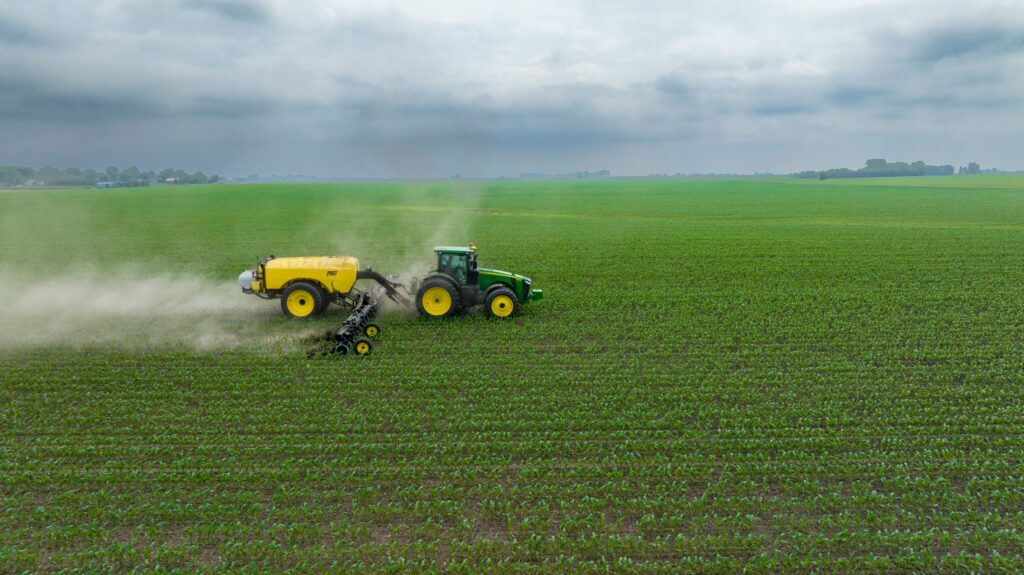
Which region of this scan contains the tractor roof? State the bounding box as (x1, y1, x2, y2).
(434, 246, 476, 255)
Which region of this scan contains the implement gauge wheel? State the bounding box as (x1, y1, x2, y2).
(353, 338, 374, 356)
(416, 277, 459, 318)
(364, 322, 381, 338)
(281, 282, 325, 318)
(485, 286, 519, 319)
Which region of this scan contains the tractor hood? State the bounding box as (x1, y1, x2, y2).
(478, 267, 530, 283)
(478, 267, 544, 302)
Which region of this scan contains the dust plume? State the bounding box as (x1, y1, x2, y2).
(312, 181, 488, 304)
(0, 268, 298, 352)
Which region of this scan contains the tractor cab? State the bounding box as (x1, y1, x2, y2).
(434, 244, 478, 286)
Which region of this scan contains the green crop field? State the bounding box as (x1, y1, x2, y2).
(3, 176, 1024, 573)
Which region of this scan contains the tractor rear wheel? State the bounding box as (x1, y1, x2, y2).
(485, 287, 519, 319)
(416, 277, 459, 318)
(281, 282, 326, 318)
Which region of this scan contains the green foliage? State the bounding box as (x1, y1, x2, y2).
(0, 165, 218, 188)
(3, 176, 1024, 572)
(960, 162, 984, 175)
(796, 158, 956, 179)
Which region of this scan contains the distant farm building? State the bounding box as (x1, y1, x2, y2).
(164, 178, 179, 184)
(97, 181, 118, 188)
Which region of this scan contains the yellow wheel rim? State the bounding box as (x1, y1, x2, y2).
(422, 287, 453, 316)
(366, 325, 379, 337)
(490, 294, 514, 318)
(286, 289, 315, 317)
(356, 341, 370, 354)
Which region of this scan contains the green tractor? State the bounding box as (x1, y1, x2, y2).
(415, 244, 543, 319)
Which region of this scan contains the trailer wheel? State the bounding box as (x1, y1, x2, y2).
(364, 322, 381, 338)
(416, 277, 459, 318)
(485, 287, 519, 319)
(353, 338, 374, 356)
(281, 282, 326, 318)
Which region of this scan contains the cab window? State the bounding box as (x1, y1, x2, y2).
(439, 253, 468, 284)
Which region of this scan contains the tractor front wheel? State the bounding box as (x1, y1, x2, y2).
(281, 282, 326, 318)
(485, 287, 519, 319)
(416, 278, 459, 318)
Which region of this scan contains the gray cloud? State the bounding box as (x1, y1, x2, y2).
(826, 85, 887, 107)
(913, 24, 1024, 63)
(186, 95, 282, 118)
(814, 17, 1024, 123)
(0, 70, 280, 125)
(0, 15, 49, 46)
(0, 78, 161, 124)
(181, 0, 271, 24)
(752, 102, 819, 116)
(326, 85, 631, 150)
(0, 1, 1022, 176)
(653, 74, 692, 100)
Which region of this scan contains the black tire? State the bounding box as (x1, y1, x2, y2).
(415, 277, 460, 319)
(317, 297, 331, 316)
(281, 282, 326, 318)
(485, 286, 520, 319)
(353, 337, 374, 356)
(364, 322, 381, 338)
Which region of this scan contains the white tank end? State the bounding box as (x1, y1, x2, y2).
(238, 270, 256, 291)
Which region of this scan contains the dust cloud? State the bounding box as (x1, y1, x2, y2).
(316, 182, 487, 305)
(0, 269, 288, 352)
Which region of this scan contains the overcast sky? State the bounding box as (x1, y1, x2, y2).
(1, 1, 1022, 177)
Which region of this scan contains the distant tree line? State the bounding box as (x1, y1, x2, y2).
(0, 165, 220, 188)
(795, 159, 958, 180)
(956, 162, 993, 175)
(518, 170, 611, 179)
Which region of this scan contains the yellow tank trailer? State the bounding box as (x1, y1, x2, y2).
(238, 256, 406, 319)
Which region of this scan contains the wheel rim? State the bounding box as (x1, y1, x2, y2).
(422, 287, 453, 316)
(490, 294, 514, 317)
(286, 289, 315, 317)
(366, 325, 379, 337)
(356, 341, 370, 354)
